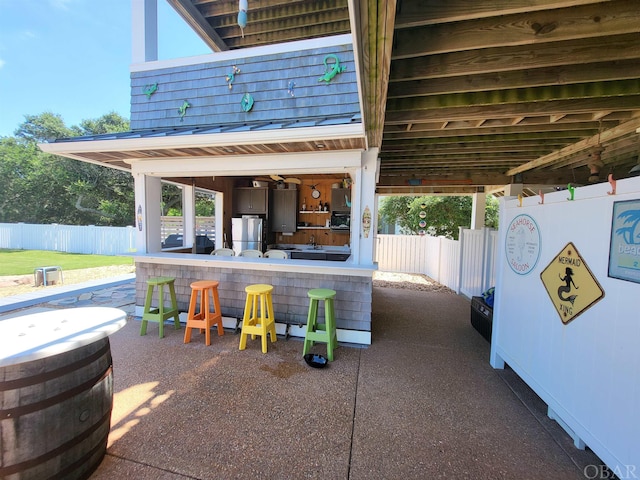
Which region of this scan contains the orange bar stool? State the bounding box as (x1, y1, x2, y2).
(303, 288, 338, 361)
(140, 276, 180, 338)
(184, 280, 224, 346)
(239, 284, 277, 353)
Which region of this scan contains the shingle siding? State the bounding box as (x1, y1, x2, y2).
(136, 262, 372, 332)
(130, 44, 359, 130)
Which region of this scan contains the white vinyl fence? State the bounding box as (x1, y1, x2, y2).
(0, 223, 136, 255)
(0, 217, 217, 256)
(375, 227, 498, 298)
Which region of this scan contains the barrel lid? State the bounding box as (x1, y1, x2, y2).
(0, 307, 126, 367)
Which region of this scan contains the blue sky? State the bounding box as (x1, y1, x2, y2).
(0, 0, 211, 137)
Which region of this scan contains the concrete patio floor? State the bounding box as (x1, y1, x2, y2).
(1, 279, 606, 479)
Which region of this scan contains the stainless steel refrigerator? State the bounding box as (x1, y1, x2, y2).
(231, 216, 263, 256)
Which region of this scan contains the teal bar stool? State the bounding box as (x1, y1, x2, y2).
(303, 288, 337, 361)
(140, 276, 181, 338)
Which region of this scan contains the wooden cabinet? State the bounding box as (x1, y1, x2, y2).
(271, 189, 297, 233)
(234, 187, 267, 214)
(331, 188, 351, 212)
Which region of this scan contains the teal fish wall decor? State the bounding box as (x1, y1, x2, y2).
(318, 54, 345, 84)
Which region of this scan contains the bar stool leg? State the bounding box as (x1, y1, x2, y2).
(203, 290, 212, 346)
(140, 283, 154, 336)
(325, 297, 336, 361)
(184, 288, 199, 344)
(267, 291, 277, 343)
(168, 281, 181, 330)
(213, 287, 224, 336)
(303, 298, 319, 356)
(157, 285, 165, 339)
(239, 293, 253, 350)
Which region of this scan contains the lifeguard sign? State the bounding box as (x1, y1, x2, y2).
(540, 242, 605, 324)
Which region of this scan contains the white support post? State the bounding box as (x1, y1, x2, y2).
(471, 191, 486, 229)
(355, 148, 379, 266)
(132, 0, 158, 64)
(183, 184, 196, 251)
(134, 174, 162, 253)
(457, 226, 465, 295)
(215, 192, 225, 249)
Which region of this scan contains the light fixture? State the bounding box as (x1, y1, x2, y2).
(315, 143, 325, 149)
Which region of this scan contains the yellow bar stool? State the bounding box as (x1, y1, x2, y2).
(140, 276, 180, 338)
(184, 280, 224, 346)
(303, 288, 338, 361)
(239, 284, 277, 353)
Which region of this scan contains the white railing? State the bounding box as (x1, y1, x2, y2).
(375, 228, 497, 298)
(161, 216, 215, 240)
(0, 223, 136, 255)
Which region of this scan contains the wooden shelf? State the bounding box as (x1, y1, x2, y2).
(299, 211, 330, 214)
(298, 226, 330, 230)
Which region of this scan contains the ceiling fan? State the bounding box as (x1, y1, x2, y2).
(254, 175, 302, 187)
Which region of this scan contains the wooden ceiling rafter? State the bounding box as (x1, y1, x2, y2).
(148, 1, 640, 190)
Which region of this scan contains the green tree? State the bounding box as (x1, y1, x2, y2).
(378, 195, 499, 240)
(2, 112, 134, 226)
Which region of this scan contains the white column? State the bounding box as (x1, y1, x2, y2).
(471, 191, 487, 229)
(133, 173, 162, 253)
(354, 148, 379, 266)
(183, 184, 196, 251)
(215, 193, 225, 249)
(134, 174, 162, 253)
(132, 0, 158, 63)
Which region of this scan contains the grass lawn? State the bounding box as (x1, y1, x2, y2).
(0, 249, 134, 276)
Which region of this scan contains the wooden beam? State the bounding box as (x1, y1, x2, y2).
(390, 33, 640, 81)
(166, 0, 228, 51)
(384, 95, 640, 124)
(393, 1, 639, 58)
(359, 0, 397, 149)
(386, 60, 640, 99)
(387, 79, 640, 111)
(505, 117, 640, 175)
(394, 0, 611, 28)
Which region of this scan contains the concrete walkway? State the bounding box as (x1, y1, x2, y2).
(0, 279, 606, 479)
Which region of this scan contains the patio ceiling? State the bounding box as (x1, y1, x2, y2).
(48, 1, 640, 195)
(170, 0, 640, 194)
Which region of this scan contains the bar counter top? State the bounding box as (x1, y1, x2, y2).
(134, 252, 376, 277)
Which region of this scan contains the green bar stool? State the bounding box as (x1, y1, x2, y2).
(140, 276, 181, 338)
(303, 288, 337, 361)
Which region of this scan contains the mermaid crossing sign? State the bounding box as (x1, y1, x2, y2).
(540, 242, 604, 324)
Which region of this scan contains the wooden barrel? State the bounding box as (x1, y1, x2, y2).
(0, 337, 114, 480)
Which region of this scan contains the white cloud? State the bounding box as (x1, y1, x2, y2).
(0, 59, 5, 69)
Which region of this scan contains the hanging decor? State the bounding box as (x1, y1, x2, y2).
(225, 65, 241, 90)
(137, 205, 143, 231)
(418, 202, 427, 234)
(362, 206, 371, 238)
(238, 0, 248, 38)
(318, 54, 345, 84)
(178, 100, 191, 121)
(142, 83, 158, 99)
(240, 92, 254, 112)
